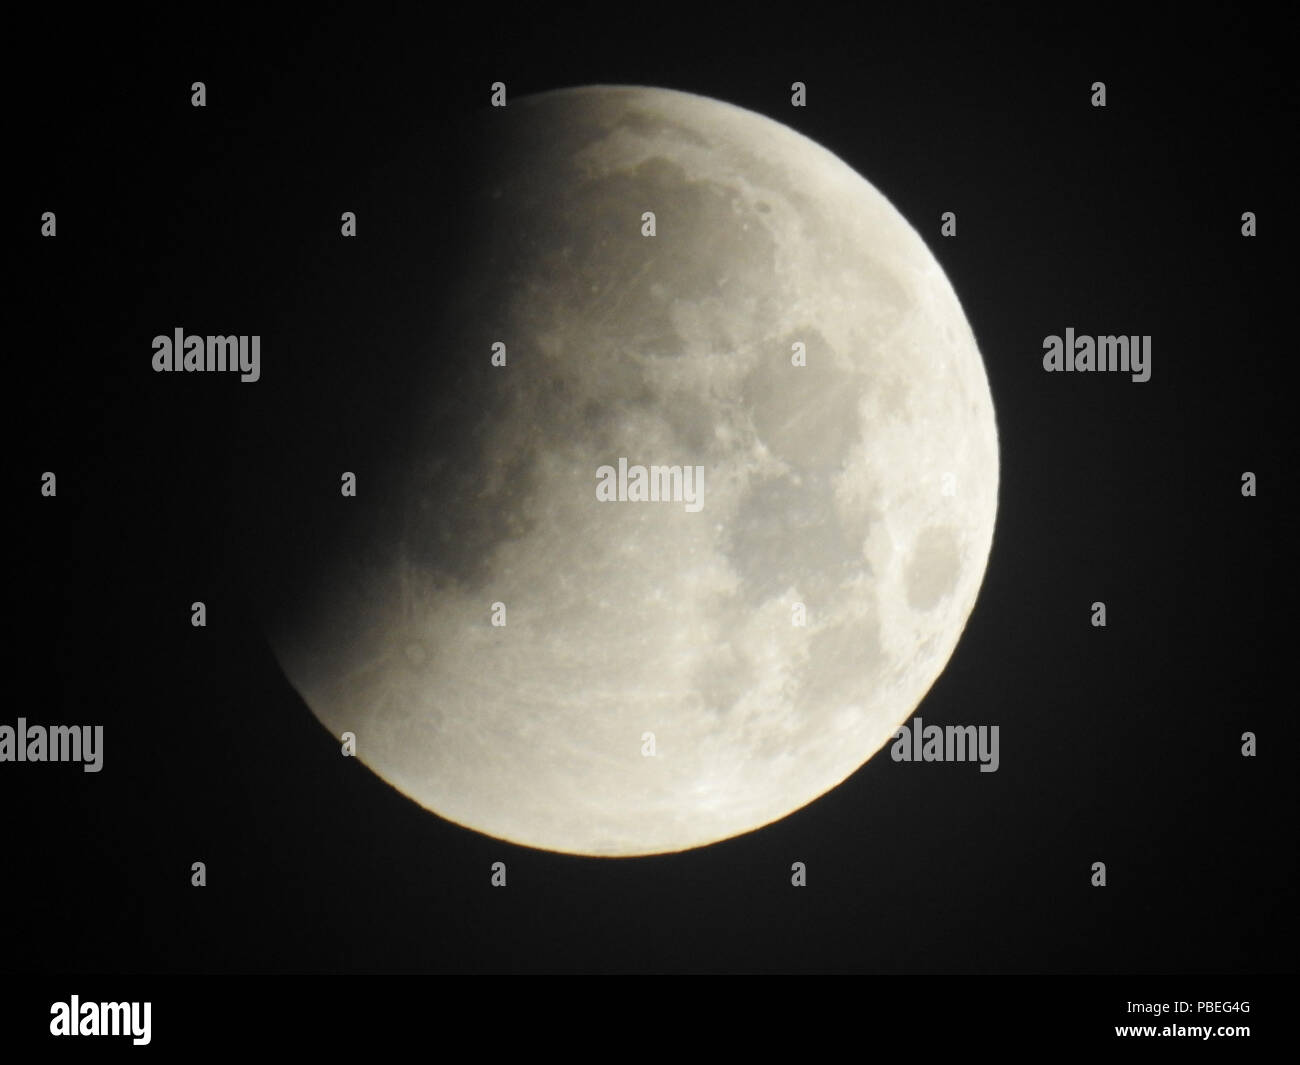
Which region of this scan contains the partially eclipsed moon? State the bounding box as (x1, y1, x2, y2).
(271, 85, 999, 856)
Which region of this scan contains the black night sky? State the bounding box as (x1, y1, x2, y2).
(7, 2, 1292, 1002)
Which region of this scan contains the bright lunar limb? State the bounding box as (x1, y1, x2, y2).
(269, 85, 999, 856)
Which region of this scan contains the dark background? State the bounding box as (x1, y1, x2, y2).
(7, 4, 1292, 975)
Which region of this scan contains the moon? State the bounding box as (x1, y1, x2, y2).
(269, 85, 999, 857)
